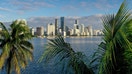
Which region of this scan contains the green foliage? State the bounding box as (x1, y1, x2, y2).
(39, 35, 93, 74)
(0, 19, 33, 74)
(97, 0, 132, 74)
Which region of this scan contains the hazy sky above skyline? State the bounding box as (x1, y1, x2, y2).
(0, 0, 131, 22)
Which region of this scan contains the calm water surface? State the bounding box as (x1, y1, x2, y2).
(0, 36, 102, 74)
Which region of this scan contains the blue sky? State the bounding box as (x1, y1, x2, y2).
(0, 0, 131, 22)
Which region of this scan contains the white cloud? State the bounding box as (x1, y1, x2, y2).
(80, 2, 87, 7)
(80, 0, 118, 11)
(92, 0, 117, 10)
(0, 15, 3, 17)
(94, 14, 104, 17)
(61, 5, 77, 11)
(11, 0, 55, 11)
(0, 7, 13, 12)
(65, 16, 80, 19)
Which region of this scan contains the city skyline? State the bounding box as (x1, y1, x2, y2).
(32, 18, 103, 37)
(0, 0, 131, 22)
(3, 15, 103, 30)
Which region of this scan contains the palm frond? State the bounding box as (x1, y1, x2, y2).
(0, 43, 11, 69)
(39, 35, 94, 74)
(0, 22, 8, 32)
(0, 19, 33, 74)
(98, 0, 132, 74)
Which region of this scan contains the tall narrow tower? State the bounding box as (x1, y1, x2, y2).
(74, 19, 79, 29)
(75, 19, 79, 24)
(60, 17, 65, 32)
(55, 19, 58, 35)
(88, 26, 93, 36)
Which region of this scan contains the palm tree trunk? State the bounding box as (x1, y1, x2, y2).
(7, 50, 13, 74)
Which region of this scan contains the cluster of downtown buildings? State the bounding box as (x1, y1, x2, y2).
(30, 17, 103, 37)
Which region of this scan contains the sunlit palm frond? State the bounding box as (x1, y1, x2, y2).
(0, 19, 33, 74)
(98, 0, 132, 74)
(0, 43, 10, 69)
(39, 35, 93, 74)
(39, 35, 73, 62)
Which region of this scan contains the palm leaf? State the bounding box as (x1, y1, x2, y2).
(97, 0, 132, 74)
(39, 35, 94, 74)
(0, 19, 33, 74)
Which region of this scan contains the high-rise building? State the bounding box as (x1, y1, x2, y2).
(65, 26, 69, 33)
(47, 23, 55, 36)
(73, 20, 80, 36)
(55, 19, 58, 35)
(84, 27, 89, 36)
(87, 26, 93, 36)
(75, 19, 79, 24)
(36, 26, 44, 36)
(80, 24, 85, 35)
(74, 24, 80, 30)
(60, 17, 65, 32)
(70, 29, 74, 36)
(30, 27, 35, 35)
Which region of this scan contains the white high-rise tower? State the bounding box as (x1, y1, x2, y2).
(47, 23, 55, 36)
(80, 24, 85, 35)
(87, 26, 93, 36)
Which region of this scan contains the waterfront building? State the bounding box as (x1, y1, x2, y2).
(47, 23, 55, 36)
(93, 30, 99, 36)
(87, 26, 93, 36)
(63, 31, 66, 36)
(30, 27, 35, 35)
(60, 17, 65, 32)
(55, 19, 58, 35)
(70, 29, 74, 36)
(84, 27, 89, 36)
(58, 28, 62, 34)
(75, 19, 79, 24)
(80, 24, 85, 35)
(65, 26, 69, 32)
(66, 30, 71, 36)
(36, 26, 44, 36)
(65, 26, 69, 35)
(60, 17, 66, 36)
(73, 28, 80, 36)
(73, 20, 80, 36)
(93, 30, 103, 36)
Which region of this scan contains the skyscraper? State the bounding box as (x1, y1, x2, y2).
(55, 19, 58, 35)
(30, 27, 35, 35)
(73, 20, 80, 35)
(36, 26, 44, 36)
(60, 17, 65, 32)
(74, 19, 79, 29)
(73, 24, 80, 36)
(80, 24, 85, 35)
(47, 23, 55, 36)
(87, 26, 93, 36)
(75, 19, 79, 24)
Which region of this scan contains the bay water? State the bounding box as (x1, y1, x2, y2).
(0, 36, 102, 74)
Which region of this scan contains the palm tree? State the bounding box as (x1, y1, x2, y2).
(98, 0, 132, 74)
(0, 19, 33, 74)
(39, 35, 94, 74)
